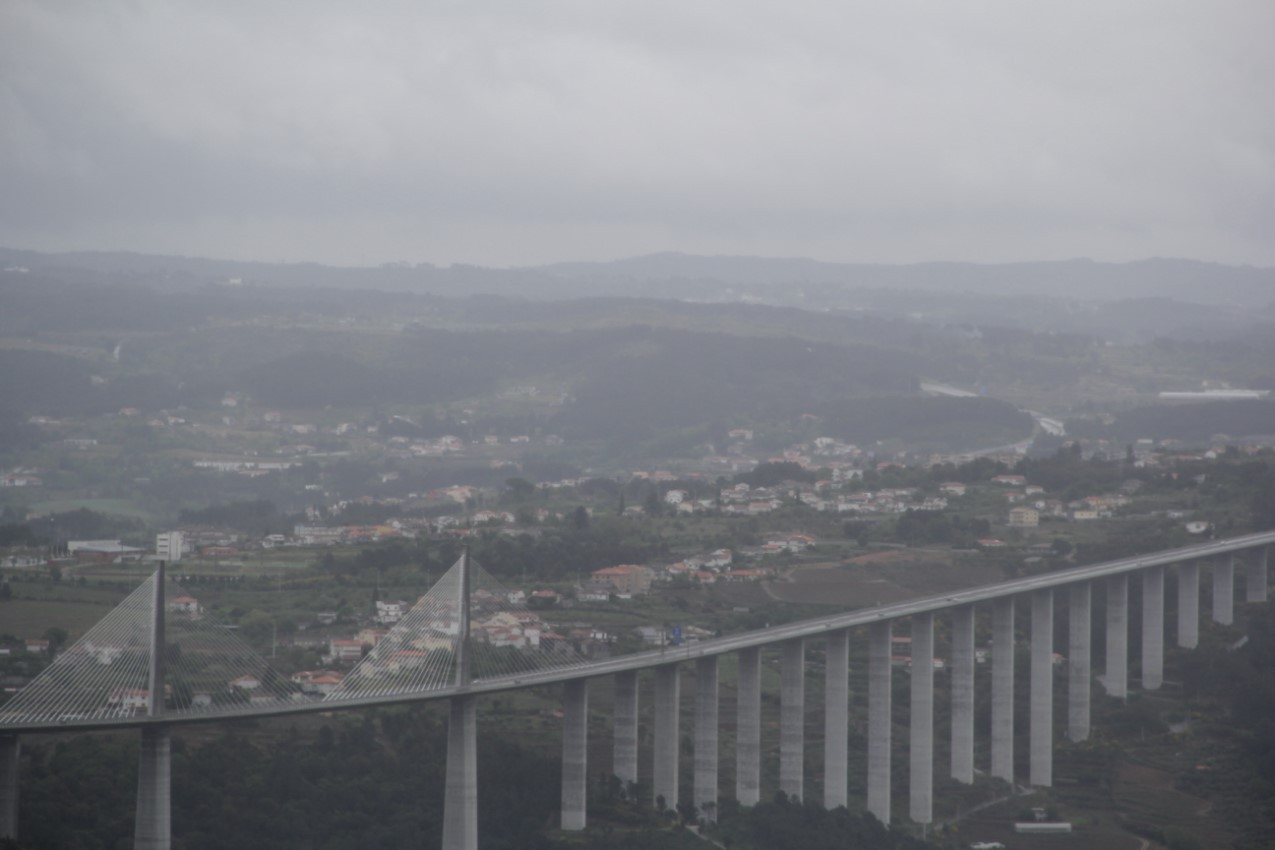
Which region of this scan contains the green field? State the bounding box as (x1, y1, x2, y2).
(0, 598, 119, 643)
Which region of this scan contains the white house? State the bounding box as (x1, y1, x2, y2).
(167, 596, 201, 616)
(156, 531, 185, 563)
(108, 687, 150, 713)
(375, 600, 406, 624)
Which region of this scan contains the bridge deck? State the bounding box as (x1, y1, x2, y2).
(4, 530, 1272, 735)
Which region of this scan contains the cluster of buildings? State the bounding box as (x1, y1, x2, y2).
(582, 540, 801, 593)
(0, 638, 52, 657)
(0, 468, 43, 488)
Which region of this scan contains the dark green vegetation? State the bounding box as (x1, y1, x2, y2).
(1179, 605, 1275, 823)
(1028, 602, 1275, 850)
(706, 795, 925, 850)
(6, 249, 1275, 466)
(16, 709, 562, 850)
(9, 709, 923, 850)
(0, 292, 1022, 456)
(1070, 398, 1275, 443)
(819, 397, 1032, 451)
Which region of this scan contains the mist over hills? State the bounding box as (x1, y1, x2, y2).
(3, 245, 1275, 452)
(540, 252, 1275, 308)
(3, 246, 1272, 310)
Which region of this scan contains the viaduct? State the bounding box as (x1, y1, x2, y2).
(1, 531, 1272, 848)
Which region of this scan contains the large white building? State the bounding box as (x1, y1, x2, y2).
(156, 531, 185, 563)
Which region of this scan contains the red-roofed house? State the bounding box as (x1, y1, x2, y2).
(328, 639, 365, 664)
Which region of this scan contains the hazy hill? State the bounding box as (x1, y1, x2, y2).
(540, 253, 1275, 309)
(4, 247, 1272, 310)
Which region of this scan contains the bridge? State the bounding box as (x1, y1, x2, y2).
(1, 531, 1272, 848)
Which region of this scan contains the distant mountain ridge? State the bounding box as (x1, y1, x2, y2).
(539, 252, 1275, 308)
(2, 246, 1272, 309)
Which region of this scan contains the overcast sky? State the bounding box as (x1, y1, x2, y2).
(2, 1, 1272, 268)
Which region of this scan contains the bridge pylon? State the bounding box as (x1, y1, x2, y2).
(134, 559, 170, 850)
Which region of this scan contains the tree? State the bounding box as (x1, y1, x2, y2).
(43, 626, 68, 652)
(571, 506, 590, 530)
(1253, 473, 1275, 529)
(505, 477, 535, 499)
(643, 490, 663, 518)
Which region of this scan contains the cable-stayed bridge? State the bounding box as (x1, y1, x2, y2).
(1, 531, 1272, 849)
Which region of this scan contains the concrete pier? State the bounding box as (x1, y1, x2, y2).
(1142, 567, 1165, 691)
(1105, 575, 1128, 698)
(1247, 547, 1268, 603)
(1030, 590, 1053, 788)
(867, 619, 892, 824)
(909, 613, 934, 824)
(1178, 561, 1200, 649)
(1213, 555, 1234, 625)
(134, 727, 171, 850)
(694, 657, 719, 821)
(1, 736, 19, 841)
(735, 647, 762, 806)
(613, 670, 639, 789)
(992, 596, 1015, 783)
(135, 562, 170, 850)
(442, 696, 478, 850)
(561, 680, 589, 830)
(950, 605, 975, 784)
(780, 638, 805, 801)
(1068, 582, 1091, 743)
(653, 664, 681, 812)
(824, 629, 850, 808)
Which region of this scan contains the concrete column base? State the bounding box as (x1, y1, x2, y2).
(613, 671, 639, 790)
(909, 613, 934, 824)
(824, 629, 850, 808)
(134, 726, 171, 850)
(867, 620, 892, 824)
(780, 638, 805, 801)
(1030, 590, 1053, 788)
(442, 696, 478, 850)
(950, 605, 975, 784)
(1213, 555, 1235, 625)
(1247, 547, 1269, 603)
(1068, 582, 1091, 743)
(1178, 561, 1199, 649)
(0, 735, 18, 841)
(1105, 575, 1128, 699)
(561, 680, 589, 831)
(653, 664, 681, 812)
(694, 657, 719, 821)
(1142, 567, 1164, 690)
(992, 596, 1015, 783)
(736, 647, 762, 806)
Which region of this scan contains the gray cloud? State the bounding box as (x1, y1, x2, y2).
(2, 0, 1272, 266)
